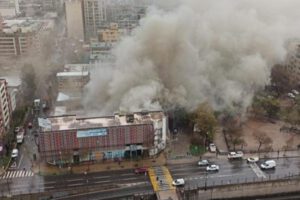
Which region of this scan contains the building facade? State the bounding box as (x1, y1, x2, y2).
(0, 19, 52, 57)
(0, 79, 12, 138)
(83, 0, 107, 40)
(65, 0, 84, 41)
(0, 0, 20, 17)
(284, 43, 300, 86)
(38, 111, 167, 164)
(56, 71, 90, 92)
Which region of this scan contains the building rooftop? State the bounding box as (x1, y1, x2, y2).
(56, 71, 89, 77)
(64, 63, 94, 72)
(39, 111, 164, 132)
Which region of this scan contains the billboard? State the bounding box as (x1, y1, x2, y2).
(77, 128, 107, 138)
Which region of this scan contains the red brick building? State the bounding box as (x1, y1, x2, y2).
(38, 111, 167, 165)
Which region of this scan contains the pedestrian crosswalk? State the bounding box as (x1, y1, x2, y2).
(250, 163, 266, 178)
(0, 170, 34, 179)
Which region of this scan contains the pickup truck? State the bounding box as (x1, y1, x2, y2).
(16, 128, 25, 144)
(227, 151, 243, 159)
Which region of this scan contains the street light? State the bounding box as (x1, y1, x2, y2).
(59, 151, 62, 168)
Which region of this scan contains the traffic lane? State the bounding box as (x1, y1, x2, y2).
(42, 171, 150, 190)
(53, 184, 154, 200)
(170, 160, 254, 178)
(259, 158, 300, 178)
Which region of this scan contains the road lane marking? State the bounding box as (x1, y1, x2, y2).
(44, 181, 57, 184)
(66, 178, 83, 182)
(121, 177, 139, 181)
(120, 173, 133, 176)
(93, 176, 110, 179)
(250, 163, 266, 178)
(44, 186, 55, 189)
(17, 155, 24, 168)
(68, 183, 83, 187)
(94, 180, 110, 184)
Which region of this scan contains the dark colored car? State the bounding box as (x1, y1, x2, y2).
(28, 122, 33, 129)
(134, 167, 148, 174)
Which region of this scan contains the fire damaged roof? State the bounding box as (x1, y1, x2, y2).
(39, 111, 165, 132)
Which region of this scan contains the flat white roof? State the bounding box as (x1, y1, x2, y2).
(56, 71, 89, 77)
(40, 111, 164, 132)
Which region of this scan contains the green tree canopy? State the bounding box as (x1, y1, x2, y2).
(193, 103, 217, 141)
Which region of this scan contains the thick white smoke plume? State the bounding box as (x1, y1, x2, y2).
(83, 0, 300, 115)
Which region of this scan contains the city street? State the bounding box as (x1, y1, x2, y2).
(169, 157, 300, 189)
(0, 157, 299, 198)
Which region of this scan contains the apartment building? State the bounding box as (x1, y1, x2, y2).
(0, 0, 20, 17)
(0, 19, 52, 57)
(65, 0, 84, 41)
(0, 79, 12, 138)
(83, 0, 107, 39)
(285, 42, 300, 86)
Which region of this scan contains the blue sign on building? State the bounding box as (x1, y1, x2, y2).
(77, 128, 107, 138)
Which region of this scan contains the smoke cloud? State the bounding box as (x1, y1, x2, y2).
(83, 0, 300, 115)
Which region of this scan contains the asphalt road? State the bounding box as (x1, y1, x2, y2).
(1, 157, 299, 199)
(169, 157, 300, 189)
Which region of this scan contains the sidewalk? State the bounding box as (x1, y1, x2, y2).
(32, 153, 167, 176)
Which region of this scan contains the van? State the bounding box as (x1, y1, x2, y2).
(209, 143, 216, 152)
(260, 160, 276, 169)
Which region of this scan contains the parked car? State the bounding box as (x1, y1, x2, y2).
(28, 122, 33, 129)
(206, 164, 219, 171)
(292, 89, 299, 95)
(134, 167, 148, 174)
(227, 151, 244, 160)
(14, 127, 20, 133)
(260, 160, 276, 169)
(172, 178, 185, 186)
(247, 156, 259, 163)
(198, 159, 210, 166)
(288, 93, 296, 98)
(11, 149, 19, 158)
(209, 143, 216, 152)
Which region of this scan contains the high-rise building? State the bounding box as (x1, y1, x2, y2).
(0, 0, 20, 17)
(65, 0, 84, 41)
(0, 19, 53, 57)
(284, 42, 300, 86)
(0, 79, 12, 138)
(83, 0, 107, 40)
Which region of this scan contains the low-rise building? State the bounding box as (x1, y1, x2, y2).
(56, 71, 90, 93)
(38, 111, 167, 164)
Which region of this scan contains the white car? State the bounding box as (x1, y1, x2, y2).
(247, 156, 259, 163)
(288, 93, 296, 98)
(209, 143, 216, 152)
(292, 89, 299, 95)
(198, 159, 209, 166)
(206, 164, 219, 171)
(261, 160, 276, 169)
(172, 178, 185, 186)
(11, 149, 19, 158)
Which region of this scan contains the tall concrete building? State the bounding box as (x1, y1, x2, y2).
(0, 19, 53, 57)
(285, 42, 300, 86)
(83, 0, 107, 40)
(0, 79, 12, 138)
(65, 0, 84, 41)
(0, 0, 20, 17)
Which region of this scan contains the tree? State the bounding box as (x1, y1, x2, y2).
(193, 103, 217, 142)
(251, 95, 280, 119)
(253, 131, 273, 152)
(20, 63, 36, 105)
